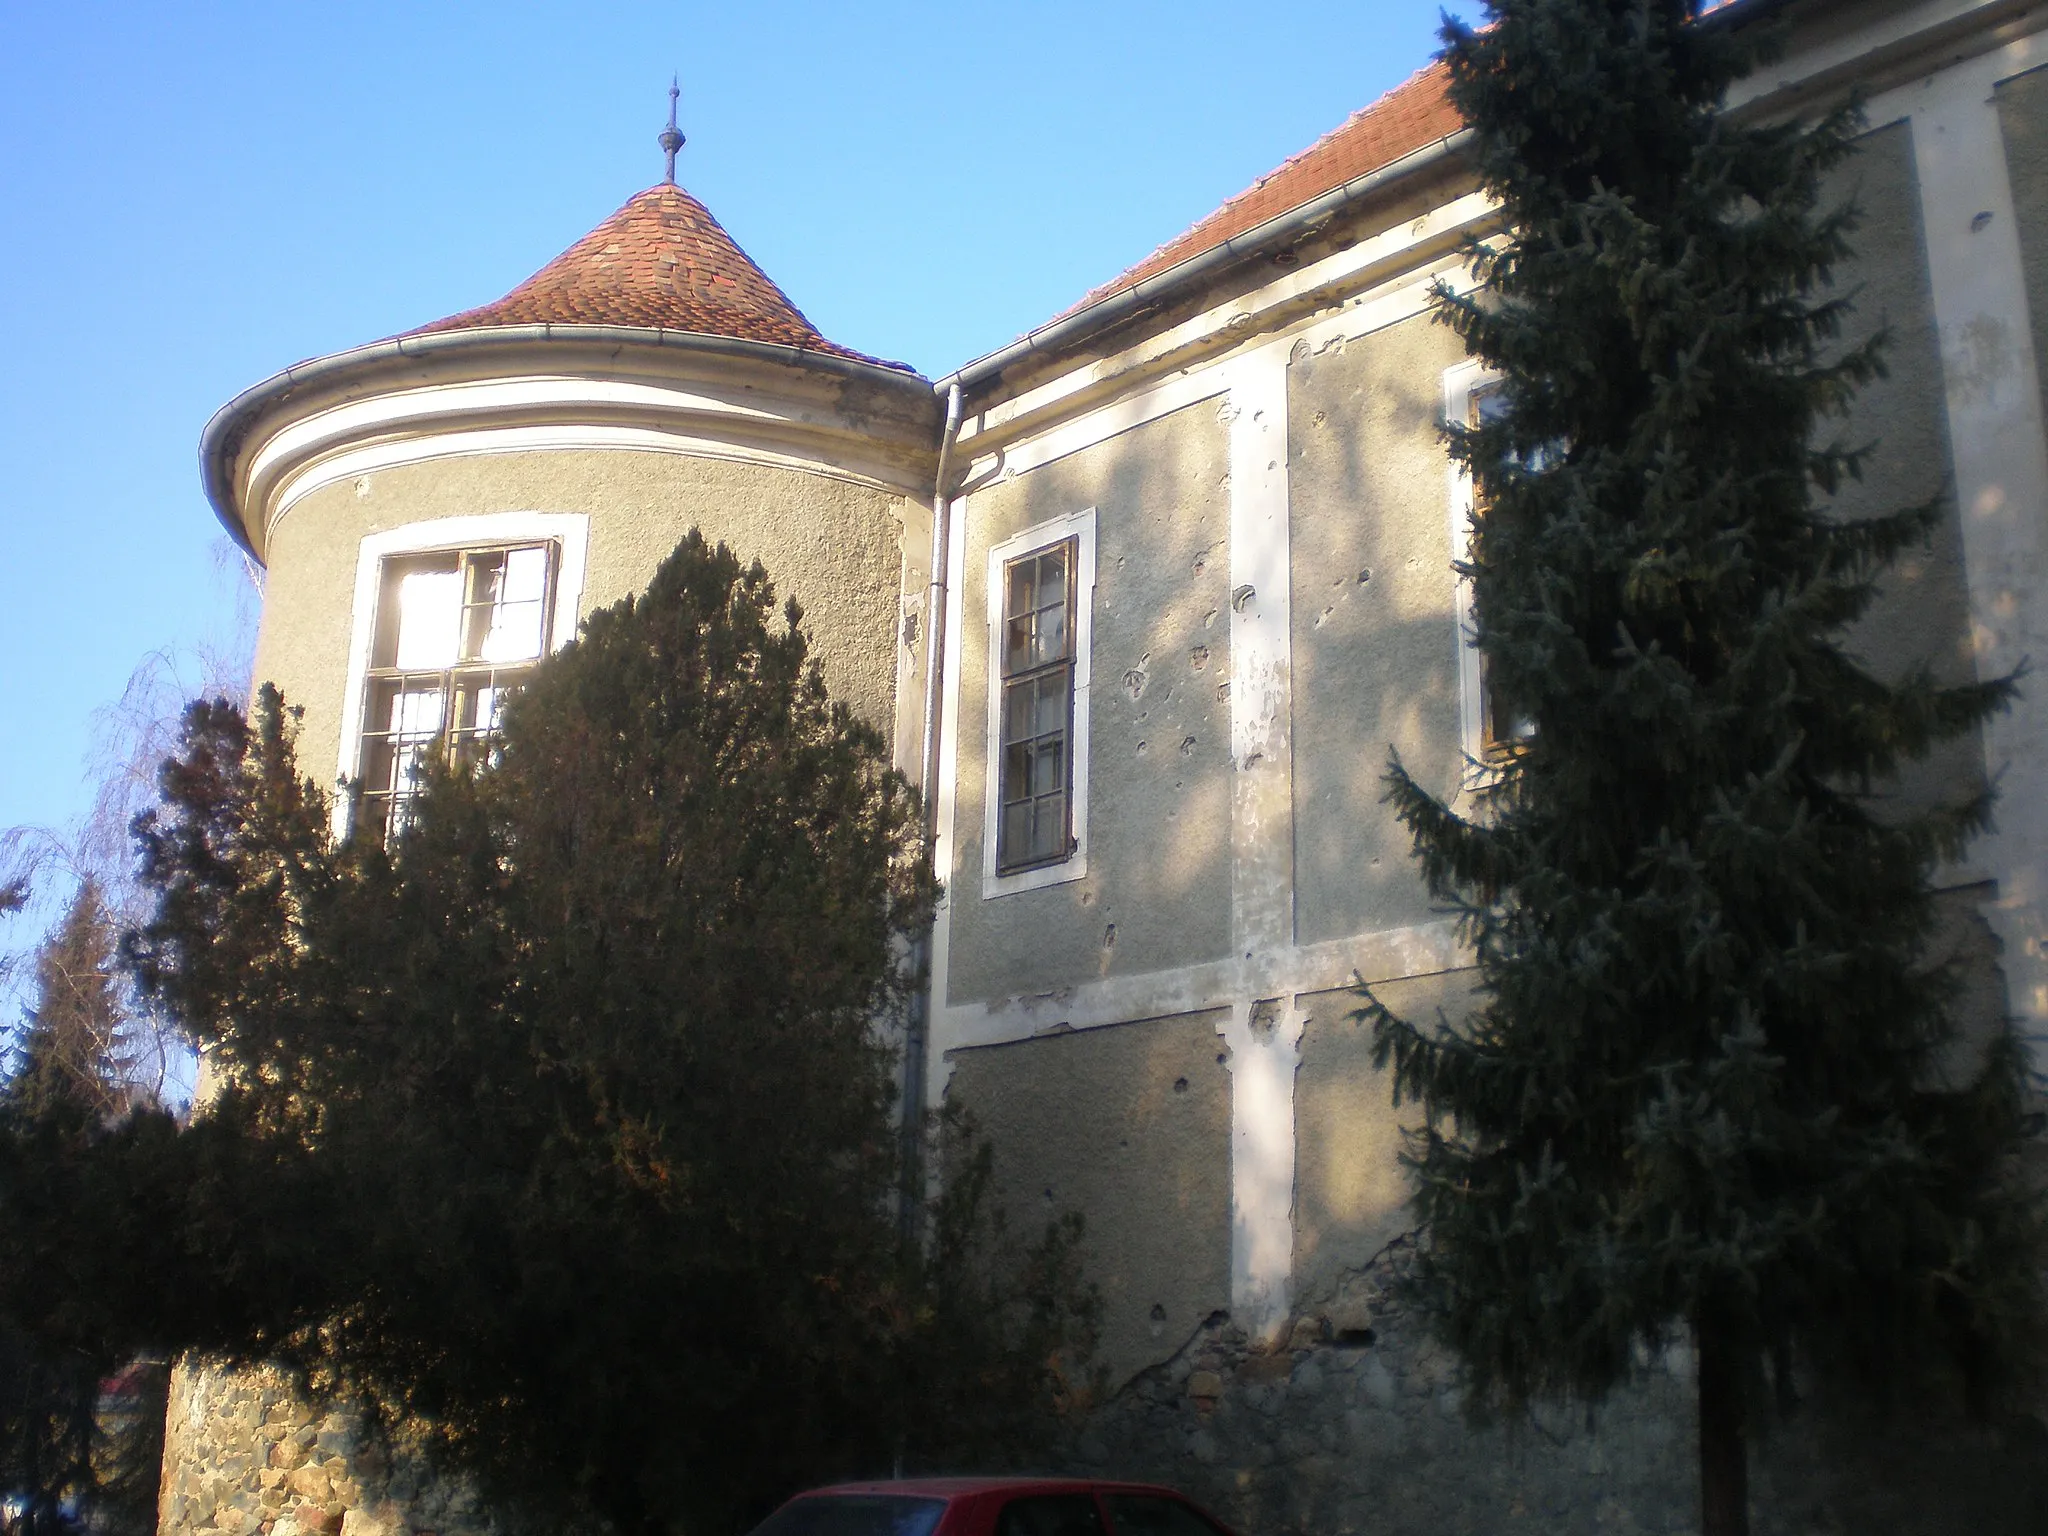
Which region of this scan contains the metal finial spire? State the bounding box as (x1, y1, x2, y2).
(658, 77, 685, 184)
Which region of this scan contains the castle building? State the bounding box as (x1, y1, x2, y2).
(170, 2, 2048, 1532)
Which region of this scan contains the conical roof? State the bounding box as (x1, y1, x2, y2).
(411, 183, 907, 370)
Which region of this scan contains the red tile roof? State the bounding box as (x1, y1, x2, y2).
(1059, 61, 1462, 320)
(411, 183, 912, 372)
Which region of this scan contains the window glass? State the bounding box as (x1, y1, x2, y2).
(1466, 384, 1535, 754)
(469, 545, 551, 663)
(1101, 1495, 1225, 1536)
(993, 1494, 1105, 1536)
(358, 541, 557, 840)
(996, 536, 1078, 875)
(746, 1495, 947, 1536)
(391, 564, 462, 669)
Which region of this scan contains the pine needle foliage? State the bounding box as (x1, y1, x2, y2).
(112, 532, 1095, 1536)
(1361, 1, 2046, 1528)
(11, 884, 133, 1123)
(0, 884, 168, 1536)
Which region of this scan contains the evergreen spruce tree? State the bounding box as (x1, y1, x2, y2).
(0, 883, 157, 1536)
(11, 884, 130, 1122)
(1364, 4, 2047, 1533)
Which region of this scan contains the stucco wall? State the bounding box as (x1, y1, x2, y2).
(945, 1011, 1233, 1389)
(1291, 971, 1473, 1306)
(1999, 64, 2048, 445)
(1287, 315, 1469, 948)
(251, 450, 913, 793)
(944, 402, 1234, 1003)
(1828, 119, 1985, 808)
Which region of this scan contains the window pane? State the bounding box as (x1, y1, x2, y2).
(1004, 680, 1038, 745)
(1027, 737, 1064, 797)
(1003, 741, 1027, 801)
(473, 546, 551, 663)
(1035, 602, 1068, 665)
(994, 1495, 1104, 1536)
(1102, 1496, 1225, 1536)
(387, 682, 446, 741)
(393, 569, 463, 669)
(1006, 615, 1038, 676)
(1007, 559, 1038, 623)
(1035, 672, 1068, 736)
(1037, 549, 1067, 610)
(1001, 800, 1033, 860)
(1029, 792, 1066, 861)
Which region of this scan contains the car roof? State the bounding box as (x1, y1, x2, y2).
(801, 1478, 1188, 1499)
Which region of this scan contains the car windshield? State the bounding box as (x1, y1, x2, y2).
(748, 1495, 949, 1536)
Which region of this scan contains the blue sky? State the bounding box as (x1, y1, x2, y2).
(0, 0, 1469, 877)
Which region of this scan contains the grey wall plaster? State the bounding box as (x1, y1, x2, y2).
(254, 450, 910, 791)
(1291, 972, 1474, 1306)
(945, 403, 1234, 1004)
(945, 1010, 1233, 1390)
(1828, 120, 1986, 811)
(1288, 314, 1468, 947)
(1999, 66, 2048, 469)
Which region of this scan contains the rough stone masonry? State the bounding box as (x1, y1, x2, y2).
(158, 1365, 491, 1536)
(1054, 1236, 2048, 1536)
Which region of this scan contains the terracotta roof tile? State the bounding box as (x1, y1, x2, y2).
(1058, 62, 1461, 320)
(411, 183, 913, 372)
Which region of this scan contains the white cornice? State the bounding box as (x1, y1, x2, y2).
(207, 328, 942, 562)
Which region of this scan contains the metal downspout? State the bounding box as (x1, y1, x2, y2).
(900, 383, 963, 1241)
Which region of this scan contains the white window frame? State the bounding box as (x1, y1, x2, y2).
(982, 507, 1097, 899)
(1444, 361, 1499, 778)
(334, 512, 590, 839)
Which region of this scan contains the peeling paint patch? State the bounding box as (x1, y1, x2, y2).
(1947, 312, 2017, 406)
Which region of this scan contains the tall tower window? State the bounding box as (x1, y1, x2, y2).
(356, 542, 558, 839)
(996, 537, 1078, 874)
(980, 506, 1095, 898)
(1467, 383, 1534, 755)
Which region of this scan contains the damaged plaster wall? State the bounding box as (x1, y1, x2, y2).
(944, 402, 1235, 1004)
(1997, 64, 2048, 448)
(251, 448, 915, 787)
(1290, 972, 1471, 1308)
(1286, 312, 1468, 947)
(944, 1009, 1233, 1389)
(1827, 120, 1987, 812)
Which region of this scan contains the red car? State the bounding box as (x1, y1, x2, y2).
(747, 1478, 1239, 1536)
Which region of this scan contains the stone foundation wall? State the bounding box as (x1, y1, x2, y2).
(155, 1248, 2048, 1536)
(156, 1363, 492, 1536)
(1055, 1238, 2048, 1536)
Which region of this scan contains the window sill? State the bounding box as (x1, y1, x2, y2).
(982, 850, 1088, 901)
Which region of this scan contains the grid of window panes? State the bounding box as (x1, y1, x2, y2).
(1468, 384, 1535, 754)
(356, 542, 556, 840)
(997, 537, 1077, 874)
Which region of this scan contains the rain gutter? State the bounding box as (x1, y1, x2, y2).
(900, 382, 962, 1240)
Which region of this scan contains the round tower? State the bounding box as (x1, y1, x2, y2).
(163, 172, 940, 1536)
